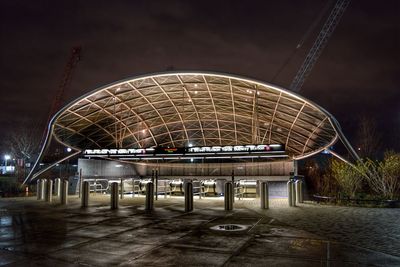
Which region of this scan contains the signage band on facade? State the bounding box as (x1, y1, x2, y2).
(84, 144, 284, 156)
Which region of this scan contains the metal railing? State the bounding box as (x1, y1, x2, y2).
(234, 185, 244, 200)
(192, 180, 206, 199)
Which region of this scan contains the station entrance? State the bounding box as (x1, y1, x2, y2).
(72, 156, 297, 201)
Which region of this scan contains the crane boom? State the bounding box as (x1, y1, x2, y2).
(49, 46, 82, 117)
(290, 0, 350, 92)
(40, 46, 81, 147)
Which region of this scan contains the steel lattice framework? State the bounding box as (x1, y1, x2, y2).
(51, 72, 339, 159)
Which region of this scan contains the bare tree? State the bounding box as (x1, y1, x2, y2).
(355, 116, 382, 159)
(3, 119, 42, 181)
(6, 121, 41, 161)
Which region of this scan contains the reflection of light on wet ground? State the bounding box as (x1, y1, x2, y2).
(0, 197, 399, 266)
(0, 216, 12, 226)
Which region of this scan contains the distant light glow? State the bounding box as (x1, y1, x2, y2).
(4, 155, 11, 160)
(66, 147, 72, 152)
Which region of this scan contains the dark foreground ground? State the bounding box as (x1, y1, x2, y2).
(0, 195, 399, 266)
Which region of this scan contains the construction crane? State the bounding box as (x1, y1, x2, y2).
(290, 0, 350, 92)
(48, 46, 82, 120)
(40, 46, 82, 146)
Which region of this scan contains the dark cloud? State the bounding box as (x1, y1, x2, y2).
(0, 0, 399, 152)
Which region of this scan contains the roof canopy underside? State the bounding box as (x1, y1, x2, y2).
(53, 73, 337, 159)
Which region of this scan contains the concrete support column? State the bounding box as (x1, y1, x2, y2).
(224, 182, 233, 211)
(287, 180, 293, 207)
(41, 179, 47, 201)
(61, 180, 68, 205)
(260, 181, 269, 209)
(36, 179, 42, 200)
(184, 181, 193, 212)
(287, 180, 296, 207)
(81, 181, 89, 208)
(291, 181, 296, 206)
(120, 178, 124, 199)
(295, 180, 303, 204)
(145, 182, 154, 211)
(54, 178, 61, 197)
(111, 182, 119, 209)
(45, 179, 53, 203)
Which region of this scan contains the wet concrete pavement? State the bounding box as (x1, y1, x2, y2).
(0, 196, 399, 266)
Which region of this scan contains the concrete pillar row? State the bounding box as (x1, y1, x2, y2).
(145, 182, 154, 211)
(41, 179, 47, 201)
(45, 179, 53, 203)
(36, 179, 42, 200)
(184, 182, 193, 212)
(54, 178, 61, 197)
(287, 180, 296, 207)
(81, 181, 89, 208)
(111, 182, 119, 209)
(260, 181, 269, 209)
(291, 181, 296, 206)
(295, 180, 304, 204)
(61, 180, 68, 205)
(224, 182, 233, 211)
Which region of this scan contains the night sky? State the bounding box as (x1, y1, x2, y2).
(1, 0, 399, 154)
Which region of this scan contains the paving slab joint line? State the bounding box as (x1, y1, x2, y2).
(221, 235, 254, 267)
(246, 217, 263, 233)
(244, 202, 400, 259)
(120, 215, 221, 265)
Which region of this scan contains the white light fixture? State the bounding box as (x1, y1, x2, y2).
(4, 155, 11, 160)
(66, 147, 72, 152)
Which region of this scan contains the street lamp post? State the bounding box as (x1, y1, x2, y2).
(4, 155, 11, 173)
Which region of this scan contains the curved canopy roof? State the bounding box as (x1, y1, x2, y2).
(52, 72, 339, 159)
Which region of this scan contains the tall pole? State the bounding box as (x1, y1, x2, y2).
(78, 168, 82, 197)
